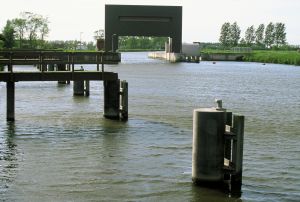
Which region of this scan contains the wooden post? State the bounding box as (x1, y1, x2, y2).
(120, 80, 128, 120)
(103, 79, 120, 119)
(96, 54, 99, 71)
(231, 115, 245, 195)
(7, 81, 15, 121)
(57, 64, 67, 84)
(85, 80, 90, 96)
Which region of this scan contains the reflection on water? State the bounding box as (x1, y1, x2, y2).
(0, 52, 300, 201)
(0, 122, 18, 194)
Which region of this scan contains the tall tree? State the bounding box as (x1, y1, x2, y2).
(39, 17, 50, 41)
(229, 22, 241, 46)
(255, 24, 265, 46)
(219, 22, 231, 47)
(12, 18, 26, 48)
(274, 22, 286, 47)
(2, 20, 15, 49)
(264, 22, 275, 48)
(245, 25, 255, 45)
(20, 12, 49, 48)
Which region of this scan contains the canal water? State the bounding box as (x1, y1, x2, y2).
(0, 52, 299, 201)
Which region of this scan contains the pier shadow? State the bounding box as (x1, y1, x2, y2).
(0, 122, 18, 192)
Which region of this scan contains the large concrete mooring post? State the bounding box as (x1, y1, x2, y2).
(103, 79, 120, 119)
(192, 100, 245, 194)
(7, 81, 15, 121)
(192, 107, 226, 187)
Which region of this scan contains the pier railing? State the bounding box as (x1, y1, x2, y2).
(0, 50, 121, 72)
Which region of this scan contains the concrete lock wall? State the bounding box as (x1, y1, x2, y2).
(182, 43, 201, 57)
(105, 5, 182, 53)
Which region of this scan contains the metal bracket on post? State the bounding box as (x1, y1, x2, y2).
(119, 80, 128, 121)
(223, 110, 245, 196)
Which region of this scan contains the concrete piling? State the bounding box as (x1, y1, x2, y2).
(192, 107, 226, 186)
(192, 100, 245, 194)
(73, 80, 85, 96)
(7, 81, 15, 121)
(103, 80, 120, 119)
(57, 64, 67, 84)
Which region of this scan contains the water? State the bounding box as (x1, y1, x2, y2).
(0, 52, 299, 201)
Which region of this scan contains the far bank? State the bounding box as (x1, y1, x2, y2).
(201, 50, 300, 66)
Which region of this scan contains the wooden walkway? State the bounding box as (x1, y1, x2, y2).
(0, 50, 127, 121)
(0, 50, 120, 82)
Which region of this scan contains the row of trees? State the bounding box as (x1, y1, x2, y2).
(219, 22, 287, 48)
(119, 36, 167, 50)
(0, 12, 49, 49)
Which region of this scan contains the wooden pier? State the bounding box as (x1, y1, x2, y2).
(0, 50, 128, 121)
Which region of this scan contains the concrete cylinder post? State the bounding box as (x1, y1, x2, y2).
(73, 80, 85, 96)
(192, 107, 226, 187)
(7, 81, 15, 121)
(103, 79, 120, 119)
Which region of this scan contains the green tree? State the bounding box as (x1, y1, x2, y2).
(12, 18, 26, 48)
(274, 22, 286, 47)
(264, 22, 275, 48)
(245, 25, 255, 45)
(255, 24, 265, 46)
(0, 34, 4, 48)
(20, 12, 49, 48)
(229, 22, 241, 46)
(2, 20, 15, 48)
(239, 38, 246, 47)
(219, 22, 231, 47)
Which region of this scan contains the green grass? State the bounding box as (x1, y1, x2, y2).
(243, 50, 300, 65)
(201, 49, 300, 66)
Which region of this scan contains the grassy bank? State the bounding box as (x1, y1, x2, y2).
(243, 50, 300, 66)
(201, 49, 300, 66)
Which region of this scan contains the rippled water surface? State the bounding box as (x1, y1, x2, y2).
(0, 52, 299, 201)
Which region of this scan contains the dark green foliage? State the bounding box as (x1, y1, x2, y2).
(243, 50, 300, 65)
(255, 24, 265, 47)
(2, 20, 15, 48)
(245, 25, 255, 45)
(274, 23, 286, 47)
(264, 23, 275, 48)
(219, 22, 231, 47)
(229, 22, 241, 46)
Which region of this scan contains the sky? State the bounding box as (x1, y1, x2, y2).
(1, 0, 299, 44)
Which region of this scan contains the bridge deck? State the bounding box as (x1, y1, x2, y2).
(0, 50, 121, 65)
(0, 71, 118, 82)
